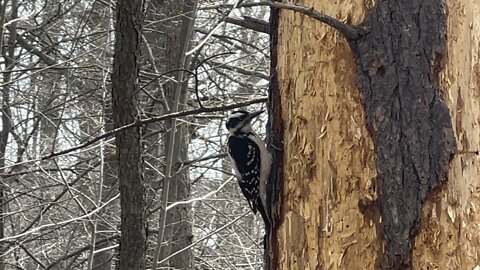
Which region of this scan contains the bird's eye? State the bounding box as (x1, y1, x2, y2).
(226, 118, 240, 129)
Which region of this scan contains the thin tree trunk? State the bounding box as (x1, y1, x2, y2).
(152, 1, 196, 269)
(0, 1, 17, 268)
(111, 0, 146, 269)
(269, 0, 478, 269)
(167, 3, 196, 267)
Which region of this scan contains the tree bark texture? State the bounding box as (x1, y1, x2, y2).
(111, 0, 146, 269)
(352, 1, 456, 267)
(270, 0, 479, 269)
(412, 1, 480, 269)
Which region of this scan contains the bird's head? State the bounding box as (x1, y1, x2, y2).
(226, 110, 263, 135)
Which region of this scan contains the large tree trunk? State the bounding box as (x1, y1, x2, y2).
(111, 0, 146, 269)
(412, 1, 480, 268)
(269, 0, 479, 269)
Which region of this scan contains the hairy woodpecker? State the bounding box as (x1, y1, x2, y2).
(226, 110, 272, 226)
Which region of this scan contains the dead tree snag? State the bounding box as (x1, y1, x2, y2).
(268, 0, 456, 268)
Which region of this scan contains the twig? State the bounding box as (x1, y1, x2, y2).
(148, 176, 234, 214)
(157, 211, 251, 265)
(0, 98, 266, 171)
(33, 98, 267, 162)
(183, 153, 228, 166)
(0, 194, 119, 242)
(18, 244, 47, 269)
(193, 52, 233, 108)
(207, 59, 269, 80)
(45, 235, 119, 269)
(141, 33, 170, 112)
(233, 1, 364, 40)
(187, 0, 244, 55)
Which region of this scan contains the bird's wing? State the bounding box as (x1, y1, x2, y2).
(227, 135, 262, 213)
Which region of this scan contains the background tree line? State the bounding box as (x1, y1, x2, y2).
(1, 0, 479, 269)
(0, 0, 270, 269)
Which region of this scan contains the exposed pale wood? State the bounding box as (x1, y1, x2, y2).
(273, 0, 479, 269)
(413, 1, 480, 269)
(275, 1, 380, 269)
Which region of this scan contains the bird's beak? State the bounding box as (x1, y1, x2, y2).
(247, 110, 264, 121)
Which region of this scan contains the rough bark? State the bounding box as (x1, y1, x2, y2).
(266, 6, 283, 270)
(271, 0, 478, 269)
(111, 0, 146, 269)
(412, 1, 480, 269)
(351, 1, 456, 267)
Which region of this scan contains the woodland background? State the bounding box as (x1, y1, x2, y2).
(0, 0, 267, 269)
(2, 0, 480, 269)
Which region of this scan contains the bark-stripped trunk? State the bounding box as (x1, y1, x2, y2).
(111, 0, 146, 269)
(413, 1, 480, 268)
(269, 0, 479, 269)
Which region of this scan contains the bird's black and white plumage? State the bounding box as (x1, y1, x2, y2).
(226, 110, 272, 226)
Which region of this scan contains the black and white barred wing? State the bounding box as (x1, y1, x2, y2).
(227, 135, 262, 214)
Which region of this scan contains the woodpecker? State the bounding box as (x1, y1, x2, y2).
(226, 110, 272, 226)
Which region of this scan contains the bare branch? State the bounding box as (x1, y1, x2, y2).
(239, 1, 364, 40)
(18, 244, 47, 269)
(45, 235, 119, 270)
(158, 211, 251, 265)
(208, 59, 269, 80)
(0, 98, 267, 169)
(0, 194, 119, 242)
(224, 16, 269, 34)
(16, 35, 56, 65)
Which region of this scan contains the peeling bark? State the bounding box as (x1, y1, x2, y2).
(271, 1, 379, 269)
(269, 0, 480, 269)
(413, 1, 480, 269)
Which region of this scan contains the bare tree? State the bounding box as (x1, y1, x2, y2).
(0, 0, 273, 268)
(267, 0, 479, 269)
(0, 0, 17, 269)
(111, 0, 146, 268)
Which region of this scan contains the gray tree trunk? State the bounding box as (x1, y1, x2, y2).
(111, 0, 146, 268)
(147, 1, 196, 268)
